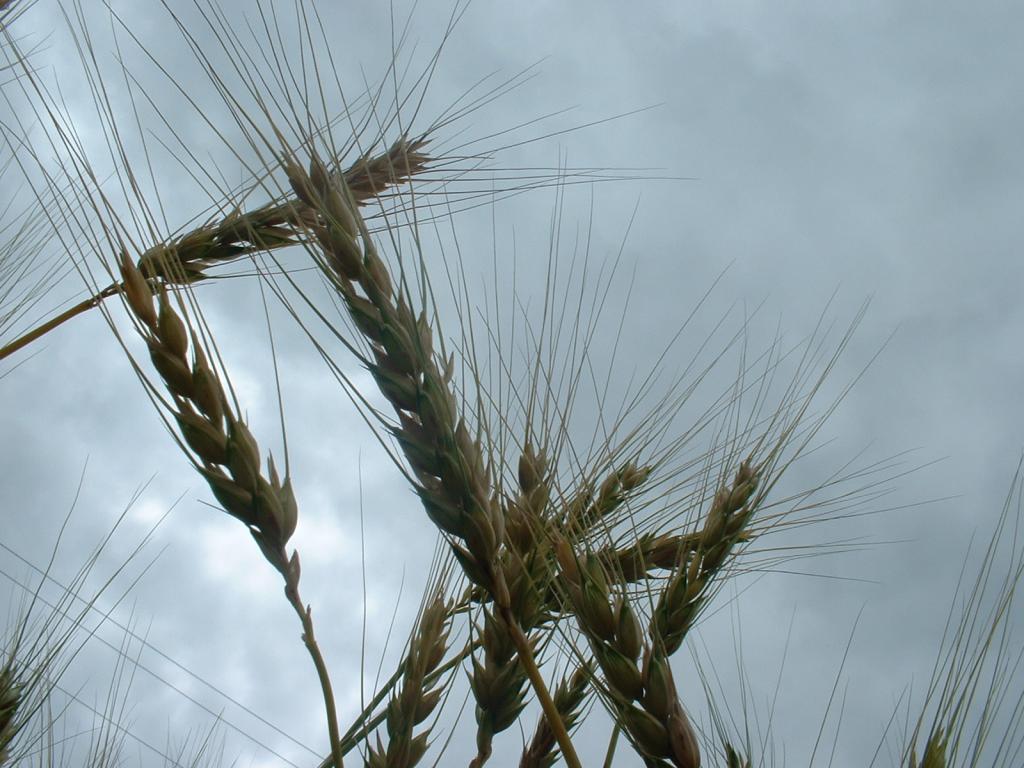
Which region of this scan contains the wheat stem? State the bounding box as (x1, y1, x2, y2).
(285, 582, 344, 768)
(520, 662, 591, 768)
(497, 603, 582, 768)
(601, 724, 621, 768)
(0, 282, 119, 361)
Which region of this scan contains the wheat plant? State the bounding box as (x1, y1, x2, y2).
(0, 1, 1021, 767)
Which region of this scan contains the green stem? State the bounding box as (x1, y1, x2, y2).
(286, 583, 344, 768)
(498, 603, 582, 768)
(602, 723, 620, 768)
(0, 282, 119, 361)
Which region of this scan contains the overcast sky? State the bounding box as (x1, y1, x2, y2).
(2, 1, 1023, 766)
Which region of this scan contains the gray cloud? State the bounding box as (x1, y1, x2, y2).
(1, 1, 1022, 766)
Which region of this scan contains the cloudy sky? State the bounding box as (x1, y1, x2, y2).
(1, 1, 1022, 766)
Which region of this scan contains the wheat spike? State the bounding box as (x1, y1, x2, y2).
(367, 592, 452, 768)
(117, 252, 347, 767)
(0, 657, 22, 767)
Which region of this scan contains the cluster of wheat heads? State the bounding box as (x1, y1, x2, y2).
(0, 1, 1022, 766)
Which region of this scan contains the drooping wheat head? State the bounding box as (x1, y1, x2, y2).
(116, 251, 350, 767)
(118, 252, 298, 581)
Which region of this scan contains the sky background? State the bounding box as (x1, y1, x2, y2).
(1, 1, 1023, 766)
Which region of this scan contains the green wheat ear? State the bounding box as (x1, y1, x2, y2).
(0, 657, 24, 766)
(910, 729, 948, 768)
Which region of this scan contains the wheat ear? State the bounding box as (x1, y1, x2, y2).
(639, 459, 763, 766)
(503, 444, 561, 628)
(478, 460, 653, 622)
(550, 459, 760, 767)
(562, 461, 653, 534)
(117, 253, 345, 768)
(135, 137, 430, 287)
(366, 591, 452, 768)
(281, 151, 581, 768)
(468, 607, 534, 767)
(908, 730, 947, 768)
(460, 450, 658, 764)
(555, 538, 701, 768)
(328, 618, 476, 766)
(118, 253, 297, 579)
(652, 459, 760, 655)
(467, 444, 571, 765)
(0, 138, 430, 362)
(724, 743, 752, 768)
